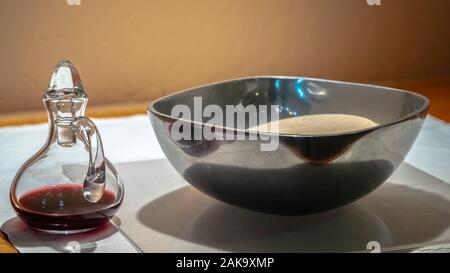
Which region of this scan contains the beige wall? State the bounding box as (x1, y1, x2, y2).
(0, 0, 449, 114)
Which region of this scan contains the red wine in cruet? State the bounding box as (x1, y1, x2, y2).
(12, 183, 121, 232)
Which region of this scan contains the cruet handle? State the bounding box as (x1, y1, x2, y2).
(71, 117, 106, 203)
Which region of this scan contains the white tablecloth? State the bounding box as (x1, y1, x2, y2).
(0, 114, 449, 252)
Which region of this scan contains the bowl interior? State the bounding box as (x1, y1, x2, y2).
(151, 77, 428, 129)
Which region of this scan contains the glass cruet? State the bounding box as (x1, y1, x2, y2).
(10, 59, 124, 234)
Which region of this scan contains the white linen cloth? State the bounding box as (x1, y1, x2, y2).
(0, 114, 448, 252)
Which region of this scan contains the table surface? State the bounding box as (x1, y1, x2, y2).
(0, 79, 449, 253)
(0, 232, 15, 253)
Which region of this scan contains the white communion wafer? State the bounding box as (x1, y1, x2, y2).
(249, 114, 378, 135)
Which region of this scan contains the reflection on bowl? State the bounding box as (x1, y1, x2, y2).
(149, 76, 429, 215)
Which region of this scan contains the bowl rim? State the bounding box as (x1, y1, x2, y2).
(148, 76, 430, 138)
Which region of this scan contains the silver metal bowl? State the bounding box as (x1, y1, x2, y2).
(148, 76, 429, 215)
